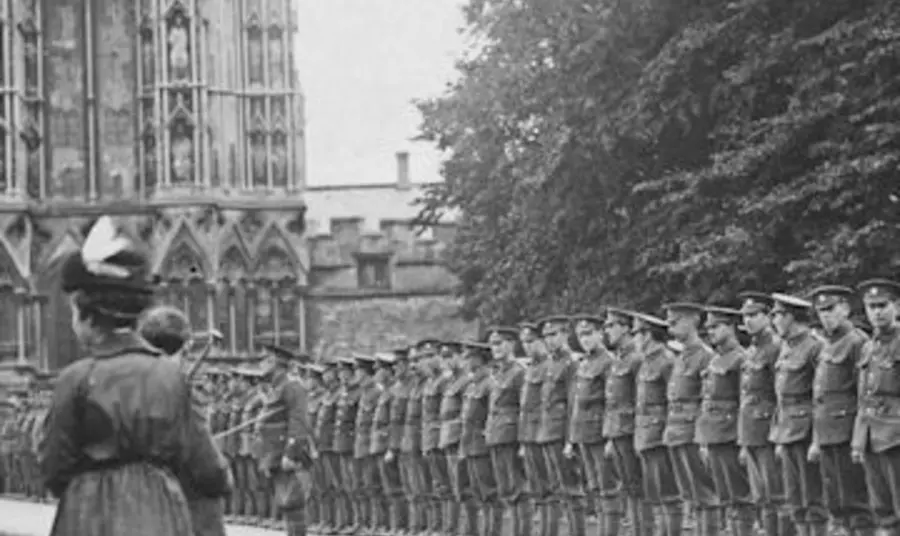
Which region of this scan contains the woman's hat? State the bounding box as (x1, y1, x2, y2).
(61, 216, 155, 295)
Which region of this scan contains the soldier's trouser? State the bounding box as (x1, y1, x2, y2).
(449, 446, 476, 535)
(273, 468, 309, 536)
(745, 444, 791, 536)
(669, 443, 718, 536)
(322, 452, 343, 530)
(542, 440, 586, 536)
(639, 446, 682, 536)
(362, 454, 385, 531)
(780, 440, 828, 534)
(379, 452, 406, 533)
(863, 445, 900, 534)
(399, 451, 431, 534)
(820, 442, 875, 534)
(707, 443, 755, 536)
(468, 453, 501, 536)
(338, 453, 361, 529)
(227, 455, 240, 515)
(241, 457, 259, 518)
(610, 435, 654, 536)
(523, 442, 555, 536)
(492, 443, 532, 536)
(581, 441, 622, 536)
(425, 449, 450, 533)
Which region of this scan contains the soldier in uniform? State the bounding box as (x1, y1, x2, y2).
(223, 369, 249, 519)
(374, 350, 406, 535)
(769, 293, 828, 536)
(461, 341, 500, 536)
(567, 314, 616, 535)
(438, 341, 474, 535)
(603, 308, 653, 536)
(537, 315, 585, 536)
(242, 367, 271, 524)
(518, 322, 553, 536)
(400, 343, 432, 536)
(632, 312, 681, 535)
(352, 353, 384, 535)
(313, 358, 342, 534)
(334, 355, 362, 533)
(808, 286, 874, 535)
(303, 362, 327, 533)
(421, 339, 451, 534)
(737, 291, 787, 535)
(853, 279, 900, 534)
(698, 306, 754, 536)
(661, 302, 718, 535)
(486, 326, 531, 536)
(256, 344, 316, 536)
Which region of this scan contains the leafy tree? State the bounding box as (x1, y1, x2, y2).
(416, 0, 900, 323)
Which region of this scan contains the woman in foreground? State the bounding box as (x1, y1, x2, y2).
(38, 216, 231, 536)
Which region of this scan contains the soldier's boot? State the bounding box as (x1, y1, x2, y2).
(566, 498, 587, 536)
(660, 502, 683, 536)
(728, 507, 757, 536)
(411, 498, 426, 535)
(512, 500, 534, 536)
(628, 498, 654, 536)
(477, 506, 491, 536)
(459, 502, 478, 536)
(854, 528, 877, 536)
(545, 501, 563, 536)
(808, 523, 828, 536)
(778, 511, 798, 536)
(432, 499, 444, 535)
(284, 507, 307, 536)
(443, 499, 460, 535)
(758, 507, 778, 536)
(484, 505, 504, 536)
(376, 497, 390, 535)
(395, 498, 409, 536)
(599, 497, 623, 536)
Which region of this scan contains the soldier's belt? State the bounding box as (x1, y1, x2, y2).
(701, 400, 739, 412)
(667, 401, 700, 413)
(637, 404, 667, 417)
(778, 393, 812, 405)
(739, 393, 776, 406)
(813, 391, 856, 405)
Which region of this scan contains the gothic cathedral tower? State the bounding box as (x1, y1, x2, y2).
(0, 0, 308, 381)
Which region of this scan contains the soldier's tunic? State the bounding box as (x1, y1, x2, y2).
(854, 323, 900, 532)
(400, 374, 430, 535)
(738, 328, 785, 534)
(570, 347, 617, 520)
(813, 321, 873, 531)
(372, 378, 403, 534)
(539, 351, 586, 536)
(438, 371, 473, 535)
(462, 367, 501, 536)
(354, 378, 383, 533)
(421, 372, 451, 533)
(488, 359, 531, 536)
(223, 388, 247, 517)
(315, 387, 342, 531)
(697, 339, 753, 536)
(664, 340, 717, 528)
(635, 340, 681, 535)
(770, 327, 828, 531)
(257, 373, 314, 536)
(605, 340, 653, 536)
(520, 358, 551, 510)
(305, 386, 325, 530)
(334, 381, 362, 531)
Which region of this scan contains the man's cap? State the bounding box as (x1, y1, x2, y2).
(414, 338, 441, 353)
(737, 292, 774, 315)
(518, 322, 541, 337)
(302, 362, 327, 375)
(571, 314, 604, 328)
(138, 306, 191, 354)
(662, 302, 705, 315)
(335, 355, 356, 367)
(536, 315, 570, 332)
(771, 293, 812, 311)
(704, 306, 743, 327)
(809, 285, 854, 309)
(261, 343, 304, 364)
(485, 326, 519, 341)
(439, 340, 463, 352)
(391, 347, 410, 360)
(630, 312, 668, 333)
(605, 307, 636, 326)
(462, 340, 492, 360)
(858, 279, 900, 302)
(352, 353, 378, 367)
(60, 216, 156, 297)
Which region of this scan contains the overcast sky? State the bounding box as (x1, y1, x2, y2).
(294, 0, 468, 186)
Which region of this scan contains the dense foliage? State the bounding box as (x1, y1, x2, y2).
(414, 0, 900, 322)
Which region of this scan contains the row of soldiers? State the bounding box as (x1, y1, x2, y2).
(283, 279, 900, 536)
(0, 388, 51, 500)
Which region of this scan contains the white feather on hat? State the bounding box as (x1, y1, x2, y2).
(81, 216, 132, 279)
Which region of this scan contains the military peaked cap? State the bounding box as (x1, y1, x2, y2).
(463, 340, 492, 360)
(485, 326, 519, 341)
(536, 315, 570, 332)
(605, 307, 636, 325)
(737, 291, 774, 315)
(771, 293, 812, 310)
(630, 312, 668, 333)
(858, 279, 900, 302)
(662, 302, 705, 315)
(704, 306, 743, 327)
(809, 285, 854, 309)
(571, 314, 604, 328)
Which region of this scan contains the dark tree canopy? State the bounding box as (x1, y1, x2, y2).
(415, 0, 900, 323)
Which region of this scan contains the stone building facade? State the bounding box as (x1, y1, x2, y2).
(0, 0, 471, 384)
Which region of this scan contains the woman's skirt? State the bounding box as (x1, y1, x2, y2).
(50, 462, 193, 536)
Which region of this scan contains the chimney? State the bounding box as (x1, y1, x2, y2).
(396, 151, 410, 190)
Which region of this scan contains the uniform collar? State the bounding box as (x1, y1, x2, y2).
(875, 323, 900, 342)
(824, 320, 852, 342)
(751, 328, 774, 346)
(91, 329, 162, 359)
